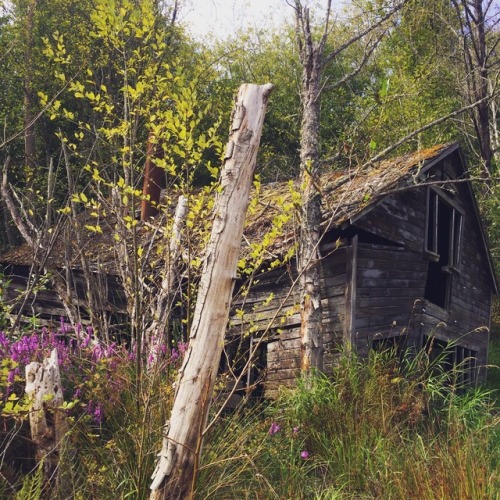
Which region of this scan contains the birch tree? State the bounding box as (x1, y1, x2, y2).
(452, 0, 500, 175)
(150, 83, 273, 499)
(292, 0, 408, 371)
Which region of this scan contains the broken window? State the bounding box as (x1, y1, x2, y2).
(423, 336, 477, 386)
(424, 189, 463, 308)
(220, 333, 268, 405)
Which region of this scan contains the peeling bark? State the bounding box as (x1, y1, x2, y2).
(149, 83, 273, 499)
(146, 195, 187, 366)
(293, 0, 408, 371)
(294, 1, 325, 372)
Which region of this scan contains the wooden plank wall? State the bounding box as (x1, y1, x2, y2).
(354, 243, 427, 355)
(420, 192, 492, 378)
(353, 163, 492, 379)
(229, 245, 348, 398)
(1, 265, 126, 327)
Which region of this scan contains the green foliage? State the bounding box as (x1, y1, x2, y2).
(356, 0, 462, 157)
(15, 459, 44, 500)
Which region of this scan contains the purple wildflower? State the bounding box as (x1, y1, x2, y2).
(269, 422, 281, 435)
(293, 426, 300, 434)
(300, 450, 310, 460)
(93, 403, 103, 424)
(170, 348, 179, 363)
(177, 342, 188, 355)
(81, 332, 91, 349)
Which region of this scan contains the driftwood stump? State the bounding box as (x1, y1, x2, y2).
(25, 348, 68, 495)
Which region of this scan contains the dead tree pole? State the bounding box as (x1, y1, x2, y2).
(146, 194, 188, 365)
(293, 0, 408, 371)
(294, 1, 328, 372)
(149, 83, 273, 500)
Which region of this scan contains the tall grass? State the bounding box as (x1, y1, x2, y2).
(55, 359, 178, 499)
(2, 331, 498, 498)
(486, 323, 500, 407)
(198, 348, 499, 499)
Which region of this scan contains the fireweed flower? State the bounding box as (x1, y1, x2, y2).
(93, 403, 103, 424)
(81, 332, 92, 349)
(268, 422, 281, 435)
(300, 450, 309, 459)
(293, 426, 300, 434)
(170, 348, 179, 363)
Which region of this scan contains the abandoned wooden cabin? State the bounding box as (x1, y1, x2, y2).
(228, 142, 498, 397)
(0, 143, 497, 398)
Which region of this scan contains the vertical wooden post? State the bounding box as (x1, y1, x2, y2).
(149, 83, 273, 499)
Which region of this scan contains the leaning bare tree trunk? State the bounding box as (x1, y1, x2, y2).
(25, 349, 68, 496)
(146, 194, 188, 366)
(150, 83, 273, 500)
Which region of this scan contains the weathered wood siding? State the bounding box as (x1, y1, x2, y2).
(353, 188, 426, 253)
(418, 158, 492, 379)
(228, 244, 348, 398)
(354, 243, 427, 356)
(0, 264, 125, 327)
(352, 156, 492, 380)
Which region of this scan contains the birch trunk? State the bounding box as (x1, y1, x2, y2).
(146, 195, 187, 366)
(295, 1, 325, 372)
(25, 349, 68, 495)
(150, 83, 273, 499)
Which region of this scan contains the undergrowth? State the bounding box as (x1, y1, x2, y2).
(1, 329, 498, 499)
(198, 348, 500, 499)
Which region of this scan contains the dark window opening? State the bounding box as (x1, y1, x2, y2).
(75, 281, 86, 299)
(424, 189, 463, 308)
(4, 264, 31, 279)
(220, 334, 268, 406)
(423, 336, 477, 386)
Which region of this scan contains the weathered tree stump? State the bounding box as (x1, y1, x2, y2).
(25, 348, 68, 495)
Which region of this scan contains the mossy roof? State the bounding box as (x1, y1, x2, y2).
(0, 143, 453, 274)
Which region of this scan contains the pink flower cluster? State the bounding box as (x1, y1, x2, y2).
(0, 320, 188, 424)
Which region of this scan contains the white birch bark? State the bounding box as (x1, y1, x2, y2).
(150, 83, 273, 499)
(146, 195, 188, 367)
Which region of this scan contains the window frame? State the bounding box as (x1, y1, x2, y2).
(424, 187, 464, 272)
(422, 335, 477, 386)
